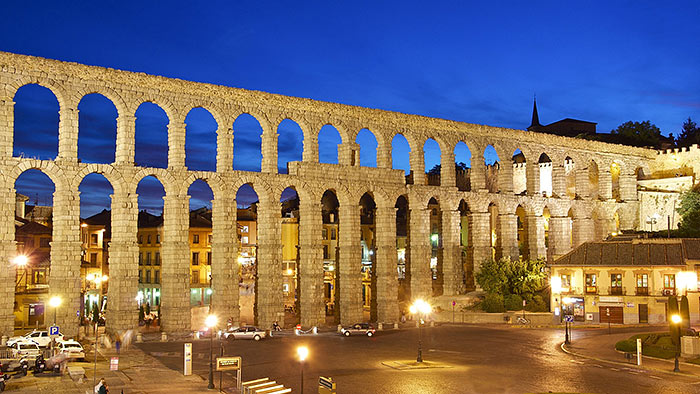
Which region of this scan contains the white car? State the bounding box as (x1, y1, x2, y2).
(57, 340, 85, 361)
(10, 340, 40, 358)
(7, 330, 64, 348)
(222, 326, 267, 341)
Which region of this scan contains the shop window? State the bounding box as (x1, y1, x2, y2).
(636, 274, 648, 295)
(585, 273, 597, 294)
(610, 273, 623, 295)
(663, 274, 676, 296)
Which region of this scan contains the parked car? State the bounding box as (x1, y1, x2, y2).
(9, 341, 40, 358)
(56, 340, 85, 361)
(7, 330, 63, 348)
(222, 326, 267, 341)
(340, 323, 376, 337)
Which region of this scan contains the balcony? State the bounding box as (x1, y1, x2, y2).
(662, 288, 676, 296)
(610, 287, 623, 295)
(636, 287, 649, 296)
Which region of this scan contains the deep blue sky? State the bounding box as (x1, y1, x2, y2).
(5, 1, 700, 217)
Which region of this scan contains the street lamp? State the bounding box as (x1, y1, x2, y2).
(671, 314, 682, 372)
(87, 273, 108, 389)
(409, 299, 432, 363)
(206, 314, 218, 389)
(13, 255, 28, 290)
(562, 297, 575, 345)
(49, 296, 62, 325)
(297, 346, 308, 393)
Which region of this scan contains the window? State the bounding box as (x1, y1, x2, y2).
(561, 274, 571, 293)
(91, 234, 98, 245)
(147, 235, 152, 245)
(155, 252, 160, 266)
(146, 252, 151, 266)
(207, 252, 212, 265)
(331, 229, 336, 240)
(323, 229, 328, 240)
(192, 252, 199, 266)
(40, 238, 50, 248)
(585, 273, 597, 294)
(25, 238, 34, 247)
(323, 245, 329, 259)
(193, 234, 200, 244)
(138, 235, 143, 244)
(636, 274, 649, 295)
(156, 234, 161, 244)
(138, 253, 143, 266)
(33, 269, 47, 285)
(242, 225, 249, 233)
(90, 253, 97, 264)
(208, 234, 212, 244)
(146, 270, 151, 284)
(154, 270, 160, 284)
(241, 236, 248, 244)
(610, 273, 623, 295)
(663, 274, 676, 295)
(138, 270, 143, 283)
(191, 270, 200, 284)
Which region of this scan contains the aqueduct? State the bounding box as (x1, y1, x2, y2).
(0, 51, 657, 337)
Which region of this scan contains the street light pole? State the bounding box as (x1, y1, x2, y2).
(205, 314, 217, 390)
(297, 346, 308, 394)
(671, 314, 682, 372)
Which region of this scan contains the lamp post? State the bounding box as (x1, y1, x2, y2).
(671, 314, 682, 372)
(87, 273, 108, 389)
(13, 255, 28, 291)
(297, 346, 308, 393)
(409, 299, 432, 363)
(562, 297, 575, 345)
(49, 296, 62, 325)
(205, 314, 217, 389)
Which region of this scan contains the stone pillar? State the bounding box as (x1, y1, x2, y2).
(468, 211, 492, 277)
(497, 161, 513, 193)
(526, 161, 540, 196)
(49, 185, 82, 338)
(168, 121, 186, 169)
(58, 106, 79, 161)
(115, 115, 135, 165)
(575, 169, 590, 198)
(0, 187, 16, 337)
(338, 141, 354, 166)
(572, 217, 595, 247)
(216, 126, 233, 173)
(261, 122, 277, 173)
(498, 213, 519, 261)
(599, 169, 613, 200)
(409, 208, 431, 299)
(298, 201, 325, 327)
(256, 199, 284, 328)
(338, 204, 363, 324)
(106, 191, 139, 334)
(470, 147, 487, 191)
(619, 173, 638, 201)
(549, 216, 572, 257)
(211, 196, 239, 325)
(161, 194, 191, 333)
(441, 209, 462, 295)
(552, 164, 567, 198)
(0, 97, 14, 158)
(409, 147, 425, 185)
(441, 150, 456, 188)
(375, 206, 399, 323)
(527, 214, 546, 260)
(303, 136, 319, 163)
(377, 141, 392, 169)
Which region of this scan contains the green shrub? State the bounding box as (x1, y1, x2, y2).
(525, 295, 548, 312)
(504, 294, 524, 311)
(615, 339, 636, 352)
(481, 293, 505, 313)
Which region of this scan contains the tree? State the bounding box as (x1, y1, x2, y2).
(676, 117, 700, 147)
(426, 162, 469, 175)
(475, 257, 547, 296)
(676, 190, 700, 237)
(610, 120, 662, 147)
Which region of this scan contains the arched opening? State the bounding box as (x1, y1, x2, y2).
(454, 141, 472, 191)
(233, 114, 263, 172)
(280, 187, 300, 324)
(184, 108, 217, 172)
(565, 156, 576, 199)
(611, 162, 621, 201)
(613, 210, 621, 234)
(424, 139, 441, 186)
(277, 119, 304, 174)
(484, 145, 500, 193)
(318, 124, 341, 165)
(321, 190, 340, 324)
(78, 93, 117, 164)
(136, 176, 165, 319)
(355, 129, 377, 167)
(542, 207, 551, 261)
(13, 84, 59, 160)
(395, 195, 410, 309)
(459, 200, 473, 290)
(538, 153, 553, 197)
(391, 134, 411, 184)
(236, 184, 258, 325)
(359, 193, 377, 321)
(513, 149, 527, 195)
(567, 208, 575, 249)
(135, 102, 169, 168)
(589, 160, 600, 199)
(516, 205, 528, 260)
(13, 169, 55, 329)
(79, 173, 114, 326)
(428, 197, 443, 295)
(488, 203, 499, 260)
(187, 180, 214, 309)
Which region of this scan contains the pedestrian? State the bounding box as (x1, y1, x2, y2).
(94, 377, 108, 394)
(115, 336, 121, 355)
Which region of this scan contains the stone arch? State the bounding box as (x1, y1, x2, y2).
(610, 160, 622, 201)
(318, 123, 343, 165)
(564, 155, 576, 199)
(454, 140, 472, 191)
(72, 165, 127, 197)
(129, 96, 177, 123)
(538, 152, 553, 197)
(588, 159, 600, 199)
(77, 92, 119, 164)
(184, 107, 219, 172)
(78, 172, 115, 218)
(512, 148, 527, 195)
(276, 118, 305, 174)
(10, 160, 68, 191)
(71, 85, 128, 117)
(484, 144, 501, 193)
(183, 172, 225, 199)
(354, 128, 378, 168)
(134, 101, 170, 168)
(423, 138, 442, 186)
(391, 133, 412, 176)
(232, 112, 265, 172)
(131, 168, 178, 196)
(12, 83, 60, 160)
(6, 77, 69, 110)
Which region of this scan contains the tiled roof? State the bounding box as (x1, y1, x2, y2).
(551, 240, 693, 267)
(16, 221, 52, 235)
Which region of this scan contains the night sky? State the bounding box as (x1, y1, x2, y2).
(4, 2, 699, 217)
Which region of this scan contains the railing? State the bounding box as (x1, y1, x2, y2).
(636, 287, 649, 296)
(610, 287, 623, 295)
(0, 348, 52, 359)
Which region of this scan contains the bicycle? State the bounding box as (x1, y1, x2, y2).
(516, 316, 530, 324)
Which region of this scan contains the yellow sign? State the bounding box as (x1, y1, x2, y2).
(216, 356, 241, 371)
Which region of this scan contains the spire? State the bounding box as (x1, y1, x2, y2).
(528, 95, 541, 131)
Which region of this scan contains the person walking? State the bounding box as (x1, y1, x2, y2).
(115, 336, 121, 355)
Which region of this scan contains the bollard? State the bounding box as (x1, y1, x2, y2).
(161, 332, 168, 342)
(377, 322, 383, 331)
(294, 328, 300, 336)
(393, 323, 399, 329)
(136, 333, 143, 343)
(430, 321, 435, 327)
(312, 326, 318, 335)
